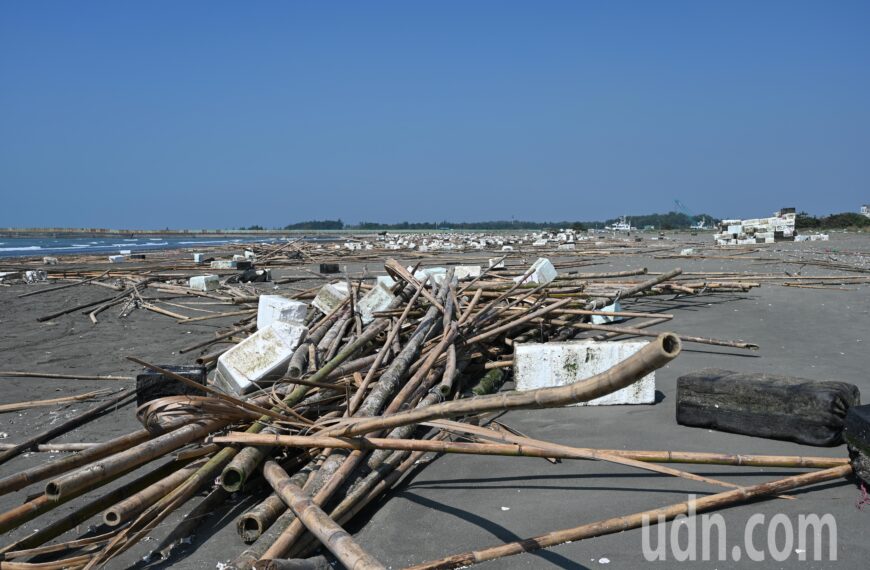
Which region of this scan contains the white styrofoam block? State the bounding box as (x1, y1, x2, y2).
(232, 254, 246, 261)
(189, 275, 220, 292)
(244, 250, 256, 260)
(257, 295, 308, 330)
(514, 258, 557, 285)
(453, 265, 481, 281)
(109, 255, 126, 263)
(215, 322, 307, 395)
(410, 267, 456, 287)
(557, 243, 575, 250)
(312, 282, 349, 315)
(488, 258, 506, 269)
(680, 248, 694, 256)
(590, 301, 624, 325)
(24, 270, 47, 283)
(42, 256, 59, 265)
(356, 282, 396, 325)
(193, 253, 205, 263)
(210, 260, 237, 269)
(376, 275, 397, 289)
(514, 340, 655, 406)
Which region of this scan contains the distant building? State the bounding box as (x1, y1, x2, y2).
(862, 205, 870, 218)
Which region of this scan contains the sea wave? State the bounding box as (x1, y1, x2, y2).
(178, 240, 232, 245)
(0, 245, 42, 252)
(111, 242, 168, 247)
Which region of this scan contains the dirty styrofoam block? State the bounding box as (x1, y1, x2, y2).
(488, 258, 506, 269)
(215, 322, 307, 395)
(109, 255, 126, 263)
(244, 250, 256, 260)
(312, 282, 350, 315)
(210, 260, 237, 270)
(453, 265, 482, 281)
(514, 340, 655, 406)
(590, 301, 624, 325)
(42, 257, 59, 265)
(257, 295, 308, 330)
(356, 283, 396, 325)
(232, 254, 246, 262)
(189, 275, 220, 292)
(514, 258, 557, 285)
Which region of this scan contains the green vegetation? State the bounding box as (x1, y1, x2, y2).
(283, 219, 345, 230)
(796, 212, 870, 230)
(271, 211, 867, 232)
(274, 213, 720, 231)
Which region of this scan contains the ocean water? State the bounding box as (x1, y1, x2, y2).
(0, 236, 296, 259)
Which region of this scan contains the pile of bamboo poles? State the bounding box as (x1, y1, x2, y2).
(0, 256, 855, 570)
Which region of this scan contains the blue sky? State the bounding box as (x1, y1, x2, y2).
(1, 1, 868, 228)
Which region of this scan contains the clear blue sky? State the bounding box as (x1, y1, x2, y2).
(1, 1, 868, 229)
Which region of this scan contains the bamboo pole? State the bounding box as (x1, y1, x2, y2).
(0, 443, 96, 452)
(348, 275, 430, 415)
(213, 433, 746, 491)
(101, 461, 202, 526)
(263, 461, 387, 570)
(0, 388, 135, 467)
(405, 464, 853, 570)
(0, 389, 109, 413)
(16, 271, 109, 298)
(220, 318, 393, 493)
(322, 333, 680, 439)
(0, 457, 199, 556)
(0, 427, 158, 496)
(0, 371, 133, 381)
(45, 417, 227, 501)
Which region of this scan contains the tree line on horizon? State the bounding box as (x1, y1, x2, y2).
(270, 212, 716, 231)
(236, 210, 868, 232)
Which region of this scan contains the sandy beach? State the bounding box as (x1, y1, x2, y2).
(0, 233, 868, 569)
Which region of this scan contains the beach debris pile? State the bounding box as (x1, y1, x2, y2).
(0, 240, 865, 569)
(714, 208, 796, 245)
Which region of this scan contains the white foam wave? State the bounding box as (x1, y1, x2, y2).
(0, 245, 41, 252)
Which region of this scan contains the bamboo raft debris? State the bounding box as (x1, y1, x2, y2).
(0, 234, 864, 569)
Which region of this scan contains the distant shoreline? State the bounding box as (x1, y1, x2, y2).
(0, 228, 339, 239)
(0, 227, 558, 239)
